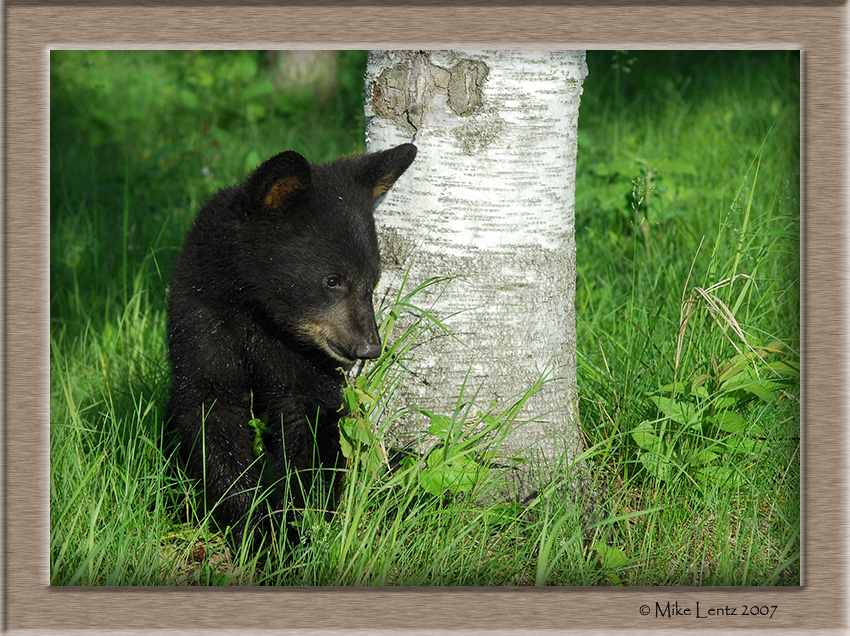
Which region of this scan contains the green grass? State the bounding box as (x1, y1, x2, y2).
(50, 50, 800, 585)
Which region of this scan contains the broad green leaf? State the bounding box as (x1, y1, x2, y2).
(767, 360, 800, 379)
(481, 503, 524, 529)
(717, 353, 753, 384)
(649, 394, 701, 427)
(711, 410, 749, 435)
(354, 374, 371, 392)
(351, 387, 376, 406)
(689, 447, 718, 465)
(639, 451, 672, 481)
(713, 396, 738, 411)
(428, 414, 452, 437)
(592, 542, 628, 570)
(698, 465, 741, 488)
(338, 426, 355, 459)
(422, 453, 485, 495)
(722, 368, 782, 402)
(692, 374, 713, 390)
(733, 380, 781, 403)
(349, 415, 374, 444)
(631, 421, 663, 452)
(360, 447, 384, 474)
(419, 470, 447, 496)
(340, 388, 359, 412)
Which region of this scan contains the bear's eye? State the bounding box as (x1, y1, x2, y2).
(325, 275, 342, 289)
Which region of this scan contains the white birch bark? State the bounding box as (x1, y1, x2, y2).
(364, 50, 587, 500)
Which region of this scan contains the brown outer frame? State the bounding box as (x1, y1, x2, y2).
(12, 2, 842, 633)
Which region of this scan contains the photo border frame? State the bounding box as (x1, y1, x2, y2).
(10, 1, 843, 633)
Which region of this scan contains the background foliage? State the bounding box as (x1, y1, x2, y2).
(50, 50, 799, 585)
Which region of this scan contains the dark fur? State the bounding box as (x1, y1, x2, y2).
(166, 144, 417, 550)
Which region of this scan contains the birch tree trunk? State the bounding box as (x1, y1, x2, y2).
(364, 50, 588, 503)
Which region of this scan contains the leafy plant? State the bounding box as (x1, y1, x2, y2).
(398, 410, 496, 498)
(582, 153, 701, 225)
(590, 542, 628, 585)
(338, 337, 500, 500)
(338, 374, 387, 475)
(631, 342, 798, 488)
(337, 274, 453, 479)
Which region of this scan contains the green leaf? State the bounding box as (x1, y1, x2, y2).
(352, 388, 376, 406)
(698, 465, 741, 488)
(481, 503, 524, 529)
(712, 396, 738, 411)
(354, 374, 371, 392)
(591, 542, 628, 585)
(347, 376, 376, 406)
(420, 453, 485, 495)
(248, 417, 268, 457)
(631, 421, 663, 452)
(338, 425, 355, 459)
(649, 394, 701, 427)
(717, 353, 753, 384)
(638, 451, 672, 481)
(338, 404, 378, 463)
(731, 380, 781, 403)
(711, 411, 748, 435)
(591, 542, 628, 570)
(428, 414, 452, 438)
(721, 367, 782, 403)
(340, 387, 359, 412)
(689, 447, 718, 465)
(711, 411, 766, 437)
(360, 446, 384, 474)
(418, 470, 446, 497)
(768, 360, 799, 378)
(348, 415, 374, 444)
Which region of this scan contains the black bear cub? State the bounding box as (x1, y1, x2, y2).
(166, 144, 417, 551)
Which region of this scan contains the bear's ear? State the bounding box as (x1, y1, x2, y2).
(243, 150, 312, 214)
(356, 143, 418, 204)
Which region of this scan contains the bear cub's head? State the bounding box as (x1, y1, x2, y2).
(233, 143, 417, 367)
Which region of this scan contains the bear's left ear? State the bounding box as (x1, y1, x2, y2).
(243, 150, 312, 215)
(356, 144, 418, 204)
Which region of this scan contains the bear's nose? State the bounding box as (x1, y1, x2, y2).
(355, 340, 382, 360)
